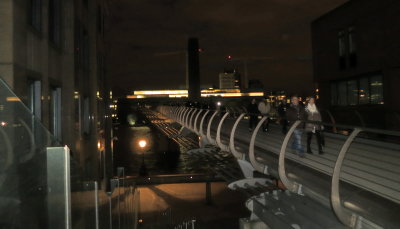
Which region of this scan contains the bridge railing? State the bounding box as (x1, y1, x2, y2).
(157, 105, 400, 229)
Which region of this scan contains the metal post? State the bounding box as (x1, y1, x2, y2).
(216, 112, 230, 151)
(46, 146, 72, 229)
(193, 109, 203, 134)
(331, 128, 362, 228)
(229, 113, 245, 159)
(249, 116, 268, 174)
(278, 120, 301, 193)
(206, 111, 219, 144)
(199, 110, 210, 139)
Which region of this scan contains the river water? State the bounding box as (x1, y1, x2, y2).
(113, 109, 201, 176)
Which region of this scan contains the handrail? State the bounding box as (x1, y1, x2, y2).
(278, 120, 302, 193)
(249, 116, 268, 174)
(229, 113, 246, 159)
(331, 128, 362, 228)
(206, 111, 219, 144)
(216, 112, 230, 151)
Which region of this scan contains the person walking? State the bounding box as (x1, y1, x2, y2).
(305, 97, 324, 155)
(247, 98, 259, 132)
(278, 99, 289, 134)
(286, 95, 306, 157)
(258, 97, 271, 132)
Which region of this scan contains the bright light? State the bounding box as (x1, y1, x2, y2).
(138, 140, 147, 148)
(227, 55, 232, 59)
(97, 140, 101, 150)
(217, 101, 221, 106)
(0, 121, 7, 126)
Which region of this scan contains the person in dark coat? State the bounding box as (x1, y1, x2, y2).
(305, 97, 324, 154)
(286, 95, 307, 157)
(247, 98, 259, 132)
(278, 99, 290, 134)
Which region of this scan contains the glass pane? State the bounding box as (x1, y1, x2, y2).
(347, 80, 358, 105)
(359, 77, 370, 104)
(330, 83, 337, 105)
(370, 75, 384, 104)
(337, 81, 347, 106)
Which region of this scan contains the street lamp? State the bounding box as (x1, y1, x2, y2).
(138, 139, 148, 176)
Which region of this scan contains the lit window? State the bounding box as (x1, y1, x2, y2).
(370, 75, 383, 104)
(359, 77, 370, 104)
(347, 80, 358, 105)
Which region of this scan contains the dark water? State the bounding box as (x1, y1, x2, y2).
(113, 110, 200, 176)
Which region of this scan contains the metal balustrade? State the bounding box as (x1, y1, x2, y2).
(0, 77, 139, 229)
(157, 105, 400, 229)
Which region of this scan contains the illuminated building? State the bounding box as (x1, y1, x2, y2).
(312, 0, 400, 130)
(219, 69, 241, 89)
(127, 89, 264, 99)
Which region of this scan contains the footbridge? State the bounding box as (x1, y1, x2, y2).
(155, 105, 400, 229)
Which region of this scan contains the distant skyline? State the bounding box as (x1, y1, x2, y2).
(106, 0, 348, 96)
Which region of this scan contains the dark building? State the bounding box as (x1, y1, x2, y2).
(187, 38, 201, 100)
(312, 0, 400, 130)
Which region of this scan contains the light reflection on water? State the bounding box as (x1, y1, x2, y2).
(114, 123, 197, 176)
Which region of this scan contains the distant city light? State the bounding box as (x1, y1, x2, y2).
(217, 101, 221, 106)
(1, 121, 7, 126)
(227, 55, 232, 59)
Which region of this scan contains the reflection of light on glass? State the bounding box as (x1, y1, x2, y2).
(139, 140, 147, 148)
(97, 140, 101, 150)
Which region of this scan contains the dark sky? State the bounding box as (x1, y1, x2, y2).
(106, 0, 347, 96)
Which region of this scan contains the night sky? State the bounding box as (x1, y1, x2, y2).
(106, 0, 348, 96)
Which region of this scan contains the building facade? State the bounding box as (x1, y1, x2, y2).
(219, 69, 241, 89)
(0, 0, 111, 180)
(312, 0, 400, 130)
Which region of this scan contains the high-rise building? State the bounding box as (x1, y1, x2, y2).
(0, 0, 111, 179)
(219, 69, 241, 89)
(187, 38, 201, 100)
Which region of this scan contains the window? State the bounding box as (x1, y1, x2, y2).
(29, 80, 42, 119)
(83, 96, 91, 135)
(347, 80, 358, 105)
(359, 77, 370, 104)
(338, 30, 346, 70)
(49, 87, 62, 140)
(337, 81, 347, 105)
(97, 6, 103, 34)
(49, 0, 61, 45)
(82, 28, 90, 71)
(330, 84, 337, 105)
(29, 0, 42, 31)
(370, 75, 384, 104)
(337, 26, 357, 69)
(348, 27, 357, 67)
(330, 74, 384, 106)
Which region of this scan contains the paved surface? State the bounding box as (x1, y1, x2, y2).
(138, 182, 249, 229)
